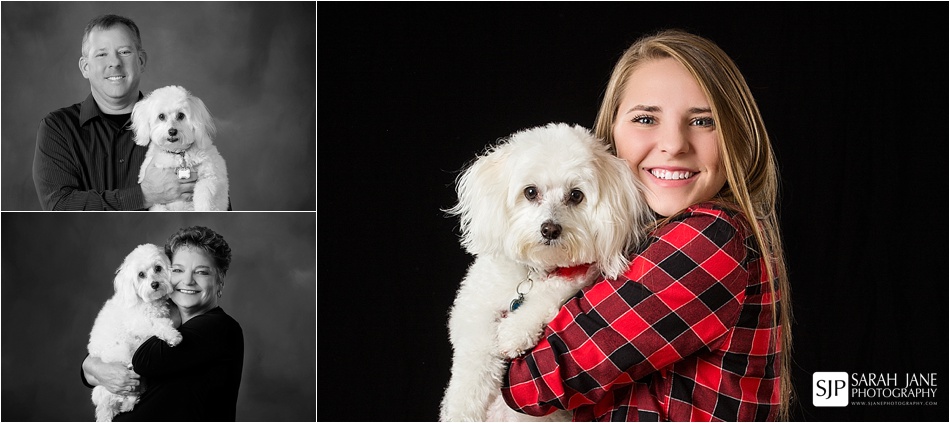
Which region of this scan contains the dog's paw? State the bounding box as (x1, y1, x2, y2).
(165, 331, 183, 347)
(496, 317, 543, 359)
(118, 395, 139, 412)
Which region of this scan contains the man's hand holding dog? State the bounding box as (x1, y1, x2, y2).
(141, 164, 196, 208)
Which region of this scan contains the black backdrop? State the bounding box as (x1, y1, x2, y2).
(318, 2, 947, 421)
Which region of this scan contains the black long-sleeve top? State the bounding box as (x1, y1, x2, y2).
(32, 93, 148, 210)
(113, 306, 244, 421)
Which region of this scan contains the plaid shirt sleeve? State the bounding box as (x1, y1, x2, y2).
(502, 204, 774, 420)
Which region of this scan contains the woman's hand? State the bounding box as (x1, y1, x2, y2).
(82, 355, 142, 395)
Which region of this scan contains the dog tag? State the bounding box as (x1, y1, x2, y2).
(176, 167, 191, 180)
(509, 293, 524, 312)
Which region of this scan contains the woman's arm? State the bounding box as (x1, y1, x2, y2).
(81, 354, 141, 394)
(131, 312, 239, 378)
(502, 206, 751, 414)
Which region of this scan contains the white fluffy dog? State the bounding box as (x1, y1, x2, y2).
(439, 123, 653, 421)
(87, 244, 182, 421)
(132, 85, 229, 211)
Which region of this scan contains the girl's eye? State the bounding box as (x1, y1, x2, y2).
(158, 114, 165, 121)
(172, 268, 182, 273)
(523, 186, 539, 201)
(692, 117, 715, 128)
(177, 113, 185, 120)
(632, 115, 655, 125)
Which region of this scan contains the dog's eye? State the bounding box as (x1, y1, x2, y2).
(138, 271, 145, 279)
(155, 265, 163, 273)
(523, 186, 539, 201)
(567, 189, 584, 205)
(177, 113, 185, 121)
(158, 113, 165, 121)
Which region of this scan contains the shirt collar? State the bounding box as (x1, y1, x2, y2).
(79, 91, 145, 127)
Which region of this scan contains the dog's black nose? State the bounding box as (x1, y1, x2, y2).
(151, 281, 159, 289)
(540, 221, 562, 240)
(168, 128, 178, 136)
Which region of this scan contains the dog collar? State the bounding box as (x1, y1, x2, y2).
(552, 264, 592, 279)
(160, 149, 192, 180)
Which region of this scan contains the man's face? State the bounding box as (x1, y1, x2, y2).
(79, 25, 146, 108)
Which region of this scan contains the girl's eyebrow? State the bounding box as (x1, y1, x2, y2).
(623, 105, 660, 115)
(622, 105, 712, 115)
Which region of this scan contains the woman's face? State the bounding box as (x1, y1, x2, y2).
(169, 246, 220, 314)
(613, 57, 727, 217)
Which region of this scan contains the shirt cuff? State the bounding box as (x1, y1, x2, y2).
(119, 186, 147, 211)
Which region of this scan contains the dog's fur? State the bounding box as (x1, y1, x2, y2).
(87, 244, 182, 421)
(132, 85, 229, 211)
(439, 123, 653, 421)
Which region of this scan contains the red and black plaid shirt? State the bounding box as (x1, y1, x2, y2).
(502, 203, 781, 421)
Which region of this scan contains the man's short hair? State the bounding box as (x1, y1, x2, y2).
(80, 14, 143, 58)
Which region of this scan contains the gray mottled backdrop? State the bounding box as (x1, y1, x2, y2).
(1, 1, 316, 211)
(0, 212, 316, 421)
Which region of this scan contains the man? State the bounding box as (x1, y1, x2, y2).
(32, 14, 194, 210)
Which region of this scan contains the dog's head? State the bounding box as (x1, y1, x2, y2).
(131, 85, 216, 152)
(447, 123, 654, 278)
(114, 243, 173, 307)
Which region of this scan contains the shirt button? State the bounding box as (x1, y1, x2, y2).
(119, 159, 126, 163)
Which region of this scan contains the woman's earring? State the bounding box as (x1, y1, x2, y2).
(217, 290, 223, 298)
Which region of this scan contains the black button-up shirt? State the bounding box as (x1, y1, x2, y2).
(32, 92, 147, 210)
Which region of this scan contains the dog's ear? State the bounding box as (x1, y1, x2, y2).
(130, 95, 153, 147)
(444, 141, 513, 256)
(114, 263, 141, 307)
(186, 93, 216, 150)
(114, 245, 152, 307)
(588, 139, 655, 279)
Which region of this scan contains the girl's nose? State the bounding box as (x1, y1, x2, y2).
(657, 125, 690, 155)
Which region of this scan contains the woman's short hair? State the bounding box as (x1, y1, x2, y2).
(165, 226, 232, 276)
(81, 14, 143, 58)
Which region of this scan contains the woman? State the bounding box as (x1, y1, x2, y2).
(82, 226, 244, 421)
(501, 30, 792, 421)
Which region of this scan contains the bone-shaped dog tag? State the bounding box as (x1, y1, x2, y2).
(177, 167, 191, 180)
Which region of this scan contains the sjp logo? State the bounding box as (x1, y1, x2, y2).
(813, 372, 848, 407)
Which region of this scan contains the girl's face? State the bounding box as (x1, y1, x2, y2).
(613, 58, 727, 217)
(169, 246, 220, 314)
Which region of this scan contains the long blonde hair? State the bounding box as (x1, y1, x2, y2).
(594, 29, 793, 420)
